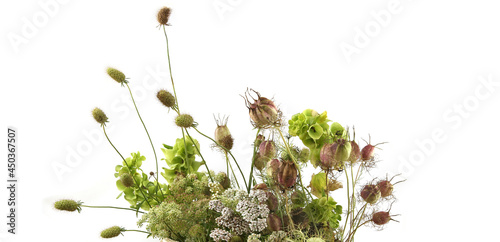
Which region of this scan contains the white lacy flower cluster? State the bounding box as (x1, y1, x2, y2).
(209, 228, 232, 242)
(236, 190, 270, 232)
(208, 189, 270, 241)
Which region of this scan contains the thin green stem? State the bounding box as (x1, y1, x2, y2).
(162, 25, 179, 112)
(226, 153, 240, 189)
(80, 205, 145, 214)
(184, 128, 214, 182)
(341, 169, 351, 240)
(125, 83, 163, 200)
(123, 229, 151, 235)
(247, 129, 261, 193)
(102, 126, 154, 208)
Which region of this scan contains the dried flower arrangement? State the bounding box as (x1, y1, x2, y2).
(54, 6, 404, 242)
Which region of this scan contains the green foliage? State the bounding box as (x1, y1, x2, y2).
(161, 138, 204, 183)
(309, 172, 328, 198)
(304, 197, 342, 229)
(114, 152, 168, 211)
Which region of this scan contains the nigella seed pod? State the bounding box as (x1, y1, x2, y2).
(243, 89, 280, 128)
(377, 180, 394, 198)
(254, 134, 265, 147)
(106, 67, 126, 84)
(291, 191, 306, 206)
(119, 173, 134, 188)
(157, 7, 172, 25)
(371, 211, 391, 225)
(157, 89, 176, 108)
(100, 226, 122, 239)
(278, 160, 297, 188)
(214, 117, 234, 151)
(267, 213, 282, 231)
(360, 184, 381, 204)
(266, 191, 278, 211)
(217, 172, 231, 190)
(348, 140, 361, 163)
(253, 153, 268, 171)
(175, 114, 194, 128)
(54, 199, 80, 212)
(259, 140, 277, 159)
(361, 144, 375, 161)
(266, 158, 281, 181)
(320, 139, 351, 170)
(92, 107, 108, 126)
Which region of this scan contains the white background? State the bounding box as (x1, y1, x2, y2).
(1, 0, 500, 241)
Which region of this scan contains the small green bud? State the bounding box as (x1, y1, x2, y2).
(106, 67, 126, 84)
(157, 7, 172, 25)
(119, 173, 134, 187)
(175, 114, 194, 128)
(92, 108, 108, 125)
(54, 199, 80, 212)
(100, 226, 122, 239)
(157, 89, 176, 108)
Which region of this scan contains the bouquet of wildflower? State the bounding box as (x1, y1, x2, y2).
(54, 6, 404, 242)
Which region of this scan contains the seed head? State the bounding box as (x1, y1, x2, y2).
(214, 116, 233, 151)
(100, 226, 122, 239)
(242, 89, 281, 128)
(360, 184, 381, 204)
(267, 213, 282, 231)
(371, 211, 391, 225)
(157, 89, 176, 108)
(106, 67, 126, 84)
(157, 7, 172, 25)
(54, 199, 81, 212)
(120, 173, 134, 188)
(175, 114, 194, 128)
(92, 107, 108, 126)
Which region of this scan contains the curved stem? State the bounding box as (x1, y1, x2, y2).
(226, 153, 240, 189)
(162, 25, 180, 112)
(81, 205, 145, 214)
(184, 128, 214, 182)
(102, 126, 154, 208)
(247, 128, 261, 193)
(123, 229, 151, 235)
(125, 83, 163, 200)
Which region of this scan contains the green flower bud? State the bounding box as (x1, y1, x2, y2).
(54, 199, 80, 212)
(100, 226, 122, 239)
(92, 107, 108, 125)
(157, 7, 172, 25)
(175, 114, 194, 128)
(119, 173, 134, 188)
(157, 89, 176, 108)
(106, 67, 126, 84)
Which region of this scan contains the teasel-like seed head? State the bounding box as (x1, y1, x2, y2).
(119, 173, 134, 188)
(157, 89, 176, 108)
(106, 67, 127, 85)
(100, 226, 123, 239)
(92, 107, 108, 126)
(157, 7, 172, 25)
(175, 114, 194, 128)
(54, 199, 81, 212)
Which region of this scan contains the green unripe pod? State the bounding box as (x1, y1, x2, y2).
(100, 226, 122, 239)
(157, 89, 176, 108)
(106, 68, 126, 84)
(92, 108, 108, 125)
(175, 114, 194, 128)
(361, 184, 381, 204)
(54, 199, 80, 212)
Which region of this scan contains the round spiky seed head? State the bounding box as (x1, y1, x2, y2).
(92, 108, 108, 125)
(377, 180, 394, 197)
(100, 226, 122, 239)
(54, 199, 80, 212)
(106, 67, 126, 84)
(120, 173, 134, 187)
(360, 184, 381, 204)
(157, 7, 172, 25)
(175, 114, 194, 128)
(372, 211, 391, 225)
(157, 89, 176, 108)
